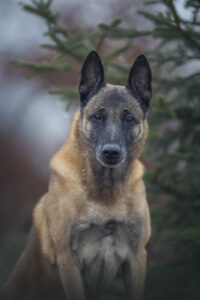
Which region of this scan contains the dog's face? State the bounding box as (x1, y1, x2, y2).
(79, 51, 152, 168)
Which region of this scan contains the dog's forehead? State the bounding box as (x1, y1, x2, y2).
(84, 84, 143, 119)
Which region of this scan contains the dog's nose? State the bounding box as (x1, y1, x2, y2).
(102, 144, 121, 160)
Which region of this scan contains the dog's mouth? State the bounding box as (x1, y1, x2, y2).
(100, 161, 125, 168)
(97, 158, 123, 168)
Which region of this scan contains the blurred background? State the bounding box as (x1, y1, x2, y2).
(0, 0, 200, 299)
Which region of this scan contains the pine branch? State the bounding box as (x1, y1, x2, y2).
(167, 0, 181, 29)
(20, 0, 58, 24)
(10, 58, 79, 73)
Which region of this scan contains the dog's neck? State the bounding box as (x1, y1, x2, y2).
(83, 158, 130, 202)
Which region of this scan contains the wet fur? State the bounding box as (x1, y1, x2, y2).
(0, 52, 151, 300)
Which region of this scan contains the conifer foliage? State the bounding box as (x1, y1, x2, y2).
(140, 1, 200, 299)
(15, 0, 200, 299)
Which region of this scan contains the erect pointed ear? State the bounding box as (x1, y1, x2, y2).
(79, 51, 105, 106)
(126, 55, 152, 113)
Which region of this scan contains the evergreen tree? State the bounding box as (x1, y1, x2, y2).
(139, 1, 200, 300)
(14, 1, 200, 299)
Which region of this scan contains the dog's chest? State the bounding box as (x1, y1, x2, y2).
(69, 211, 141, 289)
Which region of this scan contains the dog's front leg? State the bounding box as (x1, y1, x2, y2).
(122, 248, 147, 300)
(57, 253, 85, 300)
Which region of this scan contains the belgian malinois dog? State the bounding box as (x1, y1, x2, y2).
(0, 51, 152, 300)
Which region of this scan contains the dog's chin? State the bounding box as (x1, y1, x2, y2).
(96, 157, 125, 168)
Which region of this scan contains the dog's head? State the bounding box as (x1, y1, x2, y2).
(79, 51, 152, 168)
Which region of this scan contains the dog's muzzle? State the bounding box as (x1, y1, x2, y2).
(96, 143, 126, 168)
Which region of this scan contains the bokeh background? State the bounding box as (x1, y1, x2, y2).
(0, 1, 200, 299)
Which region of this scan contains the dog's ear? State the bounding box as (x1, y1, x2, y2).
(79, 51, 105, 106)
(126, 55, 152, 113)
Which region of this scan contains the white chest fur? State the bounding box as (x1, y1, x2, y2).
(69, 216, 141, 289)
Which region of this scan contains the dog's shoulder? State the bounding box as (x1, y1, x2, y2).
(32, 194, 56, 264)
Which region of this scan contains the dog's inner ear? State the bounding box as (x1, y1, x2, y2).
(126, 55, 152, 113)
(79, 51, 105, 106)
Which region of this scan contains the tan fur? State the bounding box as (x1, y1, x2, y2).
(0, 92, 151, 300)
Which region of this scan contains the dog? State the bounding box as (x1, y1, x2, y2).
(0, 50, 152, 300)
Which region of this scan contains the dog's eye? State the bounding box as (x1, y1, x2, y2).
(94, 113, 102, 120)
(126, 115, 135, 123)
(92, 112, 104, 121)
(123, 110, 137, 124)
(90, 109, 105, 122)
